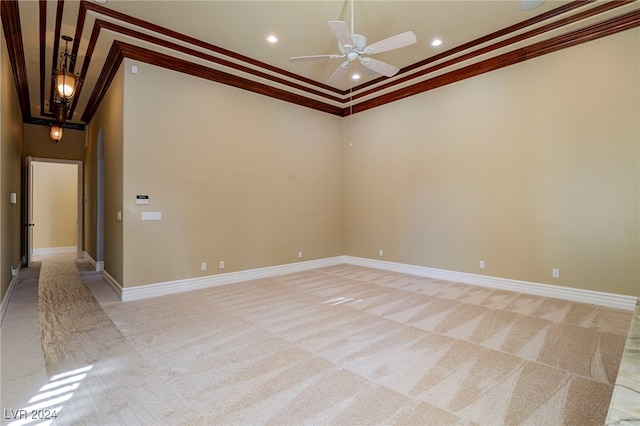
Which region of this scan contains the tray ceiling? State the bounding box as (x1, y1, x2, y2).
(2, 0, 639, 127)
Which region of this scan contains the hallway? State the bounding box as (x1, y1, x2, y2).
(1, 255, 198, 425)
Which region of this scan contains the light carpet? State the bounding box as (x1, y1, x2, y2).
(36, 257, 631, 425)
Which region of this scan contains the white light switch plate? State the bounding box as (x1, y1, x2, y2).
(141, 211, 162, 221)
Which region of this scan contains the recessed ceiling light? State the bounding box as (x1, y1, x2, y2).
(351, 73, 361, 80)
(266, 35, 278, 43)
(520, 0, 544, 11)
(431, 39, 442, 47)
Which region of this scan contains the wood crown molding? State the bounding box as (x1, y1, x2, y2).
(82, 7, 640, 120)
(346, 7, 640, 116)
(1, 0, 31, 118)
(79, 0, 640, 120)
(4, 0, 640, 124)
(81, 41, 342, 123)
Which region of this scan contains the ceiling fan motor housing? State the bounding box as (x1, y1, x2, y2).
(339, 33, 368, 58)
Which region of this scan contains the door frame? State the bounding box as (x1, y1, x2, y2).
(27, 157, 84, 263)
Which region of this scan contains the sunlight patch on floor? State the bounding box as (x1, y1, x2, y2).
(6, 365, 93, 426)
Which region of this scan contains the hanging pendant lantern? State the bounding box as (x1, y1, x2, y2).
(50, 124, 64, 143)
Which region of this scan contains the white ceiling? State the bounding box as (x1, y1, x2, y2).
(8, 0, 640, 125)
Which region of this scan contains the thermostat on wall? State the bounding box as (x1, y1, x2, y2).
(136, 195, 149, 205)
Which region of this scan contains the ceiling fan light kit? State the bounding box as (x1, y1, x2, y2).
(520, 0, 545, 11)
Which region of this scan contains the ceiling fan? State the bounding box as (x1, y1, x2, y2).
(289, 1, 417, 85)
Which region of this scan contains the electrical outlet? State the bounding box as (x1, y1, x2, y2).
(201, 262, 207, 271)
(219, 261, 225, 269)
(298, 251, 303, 259)
(552, 268, 560, 279)
(379, 249, 384, 257)
(479, 260, 485, 269)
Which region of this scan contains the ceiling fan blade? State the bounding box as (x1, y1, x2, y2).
(290, 54, 340, 62)
(364, 31, 417, 54)
(327, 61, 350, 85)
(329, 21, 354, 47)
(360, 57, 399, 77)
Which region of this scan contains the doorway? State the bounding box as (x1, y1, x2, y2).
(25, 158, 83, 265)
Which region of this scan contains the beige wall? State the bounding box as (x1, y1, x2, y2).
(82, 30, 639, 298)
(32, 162, 77, 250)
(23, 123, 85, 161)
(0, 26, 23, 302)
(86, 65, 125, 283)
(344, 29, 640, 297)
(121, 59, 343, 287)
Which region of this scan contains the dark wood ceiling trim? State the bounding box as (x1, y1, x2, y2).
(78, 0, 342, 96)
(345, 49, 526, 116)
(346, 8, 640, 116)
(117, 42, 343, 116)
(80, 41, 124, 123)
(83, 0, 605, 100)
(1, 0, 31, 118)
(69, 0, 87, 73)
(526, 7, 640, 59)
(71, 15, 344, 120)
(73, 19, 344, 112)
(70, 0, 636, 123)
(51, 1, 64, 64)
(48, 0, 65, 113)
(25, 116, 85, 130)
(351, 0, 597, 94)
(79, 0, 607, 101)
(352, 0, 634, 100)
(81, 41, 342, 123)
(68, 17, 101, 119)
(39, 0, 47, 117)
(51, 0, 640, 123)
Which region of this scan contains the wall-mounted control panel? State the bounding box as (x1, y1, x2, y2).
(136, 195, 149, 205)
(141, 211, 162, 221)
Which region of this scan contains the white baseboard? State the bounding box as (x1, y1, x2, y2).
(120, 256, 345, 302)
(83, 252, 105, 272)
(33, 246, 76, 256)
(344, 256, 638, 311)
(1, 264, 22, 325)
(81, 252, 118, 300)
(102, 269, 123, 300)
(89, 254, 637, 311)
(84, 252, 96, 269)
